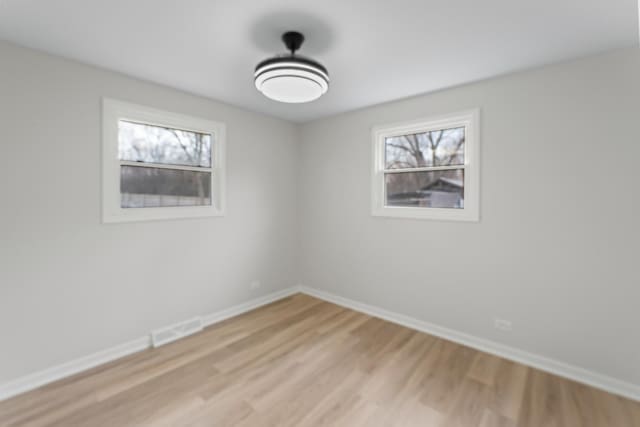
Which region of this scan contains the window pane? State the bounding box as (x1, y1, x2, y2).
(120, 166, 211, 208)
(118, 120, 212, 168)
(385, 127, 464, 169)
(385, 169, 464, 209)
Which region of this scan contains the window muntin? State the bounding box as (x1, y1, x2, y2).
(372, 110, 479, 221)
(103, 99, 225, 223)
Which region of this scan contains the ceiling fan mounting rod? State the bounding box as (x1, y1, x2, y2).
(282, 31, 305, 55)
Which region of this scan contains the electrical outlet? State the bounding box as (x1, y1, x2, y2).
(250, 280, 261, 290)
(494, 318, 512, 331)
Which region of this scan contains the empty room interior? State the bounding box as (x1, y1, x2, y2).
(1, 1, 640, 426)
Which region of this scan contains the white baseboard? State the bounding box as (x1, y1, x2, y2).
(4, 285, 637, 403)
(0, 286, 299, 402)
(0, 336, 150, 402)
(299, 286, 640, 402)
(201, 287, 299, 327)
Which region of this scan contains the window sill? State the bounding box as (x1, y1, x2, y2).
(371, 206, 479, 222)
(102, 205, 225, 224)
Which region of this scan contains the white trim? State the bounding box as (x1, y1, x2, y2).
(102, 98, 227, 223)
(298, 286, 640, 402)
(201, 287, 300, 327)
(383, 165, 466, 174)
(119, 160, 213, 173)
(5, 285, 636, 403)
(151, 317, 203, 348)
(371, 109, 480, 222)
(0, 286, 300, 401)
(0, 337, 150, 402)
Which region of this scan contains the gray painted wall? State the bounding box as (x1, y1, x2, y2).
(298, 48, 640, 385)
(1, 41, 638, 389)
(0, 42, 299, 383)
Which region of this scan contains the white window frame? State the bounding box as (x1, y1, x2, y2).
(102, 98, 226, 223)
(371, 109, 480, 221)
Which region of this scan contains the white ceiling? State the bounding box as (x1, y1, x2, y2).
(0, 0, 637, 122)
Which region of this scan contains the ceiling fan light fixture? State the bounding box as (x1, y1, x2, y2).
(254, 31, 330, 103)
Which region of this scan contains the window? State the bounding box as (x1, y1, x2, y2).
(371, 109, 479, 221)
(102, 99, 226, 223)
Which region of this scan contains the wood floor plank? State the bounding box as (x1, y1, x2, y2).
(418, 340, 476, 413)
(478, 409, 518, 427)
(519, 369, 569, 427)
(485, 359, 529, 421)
(361, 332, 436, 405)
(391, 397, 444, 427)
(444, 378, 490, 427)
(468, 352, 503, 386)
(0, 293, 638, 427)
(329, 400, 381, 427)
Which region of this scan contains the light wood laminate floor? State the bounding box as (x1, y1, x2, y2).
(0, 294, 638, 426)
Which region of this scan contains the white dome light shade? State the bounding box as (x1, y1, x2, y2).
(260, 75, 323, 103)
(254, 32, 330, 104)
(254, 59, 329, 103)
